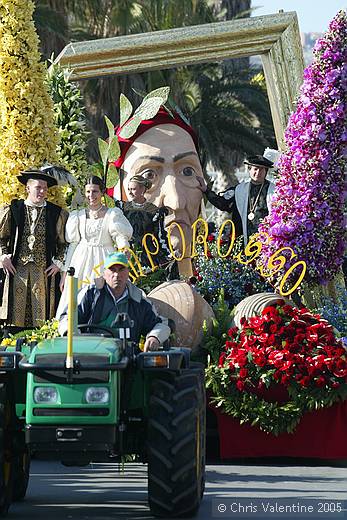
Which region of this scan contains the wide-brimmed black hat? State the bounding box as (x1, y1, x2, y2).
(17, 168, 58, 187)
(244, 155, 274, 169)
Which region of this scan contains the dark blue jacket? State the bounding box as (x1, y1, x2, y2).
(58, 280, 170, 345)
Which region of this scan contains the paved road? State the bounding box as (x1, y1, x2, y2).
(11, 460, 347, 520)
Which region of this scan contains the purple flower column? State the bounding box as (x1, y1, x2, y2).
(259, 10, 347, 288)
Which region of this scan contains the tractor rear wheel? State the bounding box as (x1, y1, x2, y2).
(148, 367, 205, 518)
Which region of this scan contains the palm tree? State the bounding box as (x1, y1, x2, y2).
(34, 0, 276, 177)
(52, 0, 148, 158)
(34, 1, 69, 59)
(157, 63, 274, 184)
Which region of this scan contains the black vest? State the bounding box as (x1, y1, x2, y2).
(9, 199, 62, 267)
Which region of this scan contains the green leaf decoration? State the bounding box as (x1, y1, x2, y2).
(119, 93, 133, 127)
(142, 86, 170, 105)
(89, 163, 103, 178)
(118, 87, 170, 138)
(106, 164, 119, 188)
(97, 138, 109, 169)
(104, 115, 115, 140)
(47, 60, 89, 189)
(103, 193, 116, 208)
(118, 114, 143, 139)
(133, 96, 164, 121)
(108, 136, 121, 162)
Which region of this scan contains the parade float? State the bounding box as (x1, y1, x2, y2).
(202, 10, 347, 460)
(60, 8, 347, 461)
(0, 0, 346, 469)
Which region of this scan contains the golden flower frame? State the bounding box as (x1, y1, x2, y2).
(56, 11, 304, 149)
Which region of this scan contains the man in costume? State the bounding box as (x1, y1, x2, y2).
(109, 108, 204, 272)
(58, 252, 170, 351)
(0, 167, 68, 328)
(197, 155, 275, 245)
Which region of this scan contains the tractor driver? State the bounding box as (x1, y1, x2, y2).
(58, 251, 170, 351)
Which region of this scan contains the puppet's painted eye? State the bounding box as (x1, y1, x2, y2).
(182, 167, 194, 177)
(142, 170, 155, 180)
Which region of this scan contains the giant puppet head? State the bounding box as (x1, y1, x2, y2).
(110, 108, 204, 254)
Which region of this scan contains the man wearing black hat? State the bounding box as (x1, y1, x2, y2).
(197, 155, 275, 245)
(0, 167, 68, 328)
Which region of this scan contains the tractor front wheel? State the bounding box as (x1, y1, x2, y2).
(148, 367, 205, 518)
(12, 444, 30, 501)
(0, 382, 14, 517)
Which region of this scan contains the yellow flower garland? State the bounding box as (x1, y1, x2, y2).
(0, 0, 64, 206)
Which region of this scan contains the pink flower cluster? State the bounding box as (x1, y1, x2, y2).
(259, 11, 347, 285)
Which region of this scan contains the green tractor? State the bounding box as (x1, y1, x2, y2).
(0, 275, 205, 518)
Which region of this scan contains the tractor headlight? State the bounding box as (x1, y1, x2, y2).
(0, 354, 15, 369)
(143, 354, 168, 368)
(85, 387, 109, 404)
(34, 386, 59, 404)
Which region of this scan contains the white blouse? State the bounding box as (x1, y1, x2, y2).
(63, 207, 133, 271)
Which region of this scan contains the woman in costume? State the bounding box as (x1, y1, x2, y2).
(56, 176, 133, 317)
(116, 175, 170, 268)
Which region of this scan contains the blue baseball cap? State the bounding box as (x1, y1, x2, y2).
(104, 252, 129, 269)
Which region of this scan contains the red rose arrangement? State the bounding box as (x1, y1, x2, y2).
(206, 303, 347, 435)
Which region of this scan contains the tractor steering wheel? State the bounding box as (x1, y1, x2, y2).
(77, 324, 117, 338)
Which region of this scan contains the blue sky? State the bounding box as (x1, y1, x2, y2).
(252, 1, 346, 33)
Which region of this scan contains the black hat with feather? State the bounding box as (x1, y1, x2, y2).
(18, 164, 84, 207)
(18, 166, 59, 187)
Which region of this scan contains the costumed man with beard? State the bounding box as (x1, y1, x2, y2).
(0, 166, 68, 329)
(197, 155, 275, 245)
